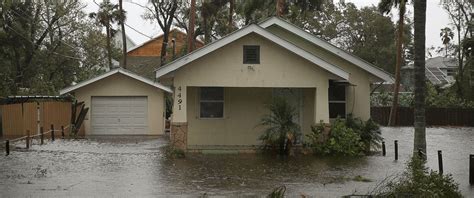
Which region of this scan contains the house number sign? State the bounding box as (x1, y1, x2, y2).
(177, 86, 183, 110)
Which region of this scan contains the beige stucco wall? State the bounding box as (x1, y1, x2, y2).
(171, 33, 335, 124)
(73, 73, 165, 135)
(186, 87, 314, 148)
(266, 25, 373, 120)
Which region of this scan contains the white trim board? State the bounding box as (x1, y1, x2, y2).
(259, 17, 394, 83)
(155, 24, 350, 80)
(59, 68, 173, 95)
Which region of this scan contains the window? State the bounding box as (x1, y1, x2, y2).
(446, 68, 457, 77)
(200, 87, 224, 118)
(328, 82, 346, 119)
(243, 45, 260, 64)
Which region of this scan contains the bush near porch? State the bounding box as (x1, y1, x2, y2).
(306, 115, 383, 156)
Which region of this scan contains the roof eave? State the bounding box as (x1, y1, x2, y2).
(59, 68, 173, 95)
(155, 24, 350, 80)
(260, 17, 394, 83)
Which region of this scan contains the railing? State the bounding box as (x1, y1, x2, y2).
(3, 124, 70, 156)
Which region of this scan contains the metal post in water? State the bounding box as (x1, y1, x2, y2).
(51, 124, 55, 142)
(36, 102, 40, 136)
(394, 140, 398, 161)
(40, 127, 44, 145)
(5, 140, 9, 156)
(438, 150, 443, 175)
(382, 141, 386, 156)
(470, 154, 474, 185)
(61, 126, 65, 139)
(26, 130, 30, 149)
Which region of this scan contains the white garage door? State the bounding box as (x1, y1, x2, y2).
(91, 96, 148, 135)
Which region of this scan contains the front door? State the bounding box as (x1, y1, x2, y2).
(272, 88, 303, 143)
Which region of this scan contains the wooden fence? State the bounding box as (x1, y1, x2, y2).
(0, 101, 84, 138)
(2, 124, 70, 156)
(371, 107, 474, 126)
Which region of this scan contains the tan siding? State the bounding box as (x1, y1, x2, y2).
(187, 87, 315, 147)
(266, 25, 372, 120)
(73, 73, 165, 135)
(172, 33, 333, 124)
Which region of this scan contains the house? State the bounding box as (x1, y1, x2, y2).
(113, 29, 137, 51)
(156, 17, 393, 151)
(59, 69, 172, 135)
(125, 29, 204, 79)
(401, 56, 458, 89)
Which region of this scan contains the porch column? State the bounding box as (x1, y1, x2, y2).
(315, 85, 329, 124)
(171, 85, 188, 151)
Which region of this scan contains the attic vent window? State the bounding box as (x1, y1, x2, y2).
(243, 45, 260, 64)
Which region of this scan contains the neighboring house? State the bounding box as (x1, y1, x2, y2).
(59, 69, 172, 135)
(114, 29, 137, 50)
(126, 29, 204, 79)
(401, 56, 458, 89)
(156, 17, 393, 151)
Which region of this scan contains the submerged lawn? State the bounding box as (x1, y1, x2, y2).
(0, 128, 473, 197)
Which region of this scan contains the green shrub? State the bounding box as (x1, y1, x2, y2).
(373, 157, 462, 197)
(346, 114, 383, 153)
(306, 115, 382, 156)
(307, 119, 364, 156)
(258, 98, 301, 155)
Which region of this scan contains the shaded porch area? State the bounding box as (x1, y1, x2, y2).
(184, 87, 317, 150)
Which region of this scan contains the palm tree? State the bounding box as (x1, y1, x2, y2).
(118, 0, 127, 68)
(89, 0, 122, 70)
(258, 98, 301, 155)
(378, 0, 407, 126)
(440, 27, 454, 57)
(413, 0, 427, 157)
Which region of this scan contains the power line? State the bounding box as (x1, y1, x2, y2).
(125, 23, 153, 39)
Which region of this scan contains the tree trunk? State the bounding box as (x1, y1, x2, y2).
(388, 0, 405, 126)
(119, 0, 127, 69)
(456, 23, 464, 98)
(413, 0, 427, 158)
(160, 31, 169, 66)
(106, 26, 112, 70)
(187, 0, 196, 53)
(228, 0, 234, 33)
(203, 16, 210, 44)
(276, 0, 285, 17)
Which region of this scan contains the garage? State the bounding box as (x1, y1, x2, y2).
(59, 68, 172, 136)
(91, 96, 148, 135)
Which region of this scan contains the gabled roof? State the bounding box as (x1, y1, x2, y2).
(155, 24, 350, 80)
(59, 68, 172, 95)
(127, 28, 204, 54)
(259, 17, 394, 83)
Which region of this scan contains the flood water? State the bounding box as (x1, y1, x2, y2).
(1, 127, 473, 197)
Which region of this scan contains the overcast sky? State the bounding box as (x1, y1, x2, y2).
(84, 0, 453, 50)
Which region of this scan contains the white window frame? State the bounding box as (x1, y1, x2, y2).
(199, 87, 225, 119)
